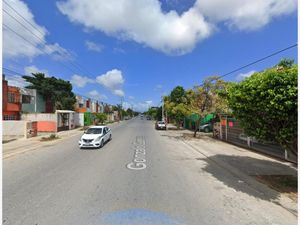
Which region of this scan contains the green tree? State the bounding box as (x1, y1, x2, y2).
(277, 58, 294, 69)
(170, 86, 187, 104)
(95, 113, 107, 124)
(23, 73, 76, 111)
(164, 87, 191, 128)
(187, 76, 230, 137)
(226, 61, 297, 157)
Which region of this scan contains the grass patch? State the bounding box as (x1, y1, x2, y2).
(254, 175, 297, 201)
(40, 134, 60, 142)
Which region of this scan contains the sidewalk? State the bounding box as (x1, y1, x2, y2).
(3, 121, 123, 159)
(3, 127, 83, 159)
(164, 126, 297, 216)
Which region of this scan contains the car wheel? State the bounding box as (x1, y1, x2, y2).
(204, 127, 210, 133)
(109, 134, 112, 141)
(100, 140, 104, 148)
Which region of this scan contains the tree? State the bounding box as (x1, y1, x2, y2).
(277, 58, 294, 69)
(170, 86, 187, 104)
(187, 76, 230, 137)
(164, 87, 191, 128)
(145, 106, 162, 121)
(22, 73, 76, 111)
(226, 61, 297, 157)
(95, 113, 107, 124)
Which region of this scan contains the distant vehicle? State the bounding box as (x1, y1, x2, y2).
(155, 121, 166, 130)
(199, 123, 212, 133)
(79, 126, 112, 149)
(146, 116, 151, 120)
(124, 116, 130, 120)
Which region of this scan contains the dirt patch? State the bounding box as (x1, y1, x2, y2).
(253, 175, 297, 202)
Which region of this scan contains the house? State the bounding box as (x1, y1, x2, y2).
(3, 75, 21, 120)
(20, 88, 46, 113)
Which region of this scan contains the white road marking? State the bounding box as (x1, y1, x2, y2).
(126, 136, 147, 170)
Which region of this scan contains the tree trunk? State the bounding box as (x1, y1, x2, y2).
(193, 119, 200, 138)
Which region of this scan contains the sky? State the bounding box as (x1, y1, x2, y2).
(3, 0, 298, 111)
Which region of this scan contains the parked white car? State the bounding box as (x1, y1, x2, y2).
(79, 126, 112, 149)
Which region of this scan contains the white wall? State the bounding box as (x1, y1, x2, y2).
(21, 113, 57, 121)
(74, 113, 84, 126)
(3, 121, 29, 140)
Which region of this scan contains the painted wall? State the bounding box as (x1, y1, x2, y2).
(21, 113, 57, 122)
(37, 121, 57, 132)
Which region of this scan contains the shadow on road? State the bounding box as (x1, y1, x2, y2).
(199, 154, 297, 202)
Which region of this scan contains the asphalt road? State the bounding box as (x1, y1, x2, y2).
(3, 118, 296, 225)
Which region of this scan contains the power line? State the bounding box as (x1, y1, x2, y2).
(3, 0, 94, 77)
(2, 67, 108, 104)
(3, 23, 80, 74)
(3, 67, 25, 77)
(218, 43, 297, 79)
(3, 9, 90, 76)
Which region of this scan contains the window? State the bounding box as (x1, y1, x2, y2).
(86, 128, 102, 134)
(3, 115, 16, 120)
(8, 93, 16, 103)
(22, 95, 34, 104)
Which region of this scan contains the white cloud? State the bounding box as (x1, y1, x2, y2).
(113, 89, 125, 97)
(236, 70, 256, 81)
(122, 100, 153, 112)
(3, 0, 72, 60)
(85, 40, 104, 52)
(56, 0, 296, 55)
(88, 90, 107, 100)
(24, 65, 48, 76)
(56, 0, 213, 55)
(196, 0, 297, 31)
(71, 74, 94, 87)
(96, 69, 125, 97)
(128, 96, 134, 100)
(4, 75, 29, 88)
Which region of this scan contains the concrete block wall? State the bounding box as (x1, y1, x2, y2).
(21, 113, 57, 122)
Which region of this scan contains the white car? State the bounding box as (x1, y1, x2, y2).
(79, 126, 112, 149)
(155, 121, 167, 130)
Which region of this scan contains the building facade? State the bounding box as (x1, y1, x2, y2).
(20, 88, 46, 113)
(3, 76, 21, 120)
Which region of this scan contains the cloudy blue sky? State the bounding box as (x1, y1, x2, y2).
(3, 0, 298, 111)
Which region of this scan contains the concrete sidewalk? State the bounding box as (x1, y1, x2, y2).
(3, 121, 124, 159)
(3, 127, 83, 159)
(163, 126, 298, 216)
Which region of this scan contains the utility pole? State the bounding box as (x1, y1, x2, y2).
(120, 97, 123, 121)
(161, 95, 164, 122)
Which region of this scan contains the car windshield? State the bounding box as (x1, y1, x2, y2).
(86, 128, 102, 134)
(158, 122, 165, 124)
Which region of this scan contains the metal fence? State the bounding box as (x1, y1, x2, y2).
(213, 118, 297, 163)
